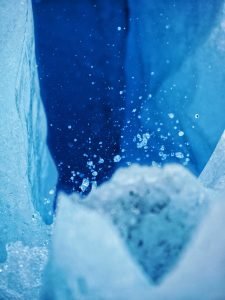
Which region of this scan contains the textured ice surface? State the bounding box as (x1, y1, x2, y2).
(0, 0, 57, 298)
(150, 198, 225, 300)
(0, 0, 57, 260)
(124, 0, 225, 173)
(84, 164, 208, 282)
(43, 198, 152, 300)
(0, 242, 48, 300)
(44, 164, 210, 299)
(1, 1, 224, 299)
(200, 131, 225, 190)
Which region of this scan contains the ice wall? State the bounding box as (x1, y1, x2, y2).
(0, 0, 57, 262)
(43, 198, 152, 300)
(44, 164, 210, 299)
(43, 125, 225, 299)
(124, 0, 225, 174)
(0, 1, 224, 298)
(200, 131, 225, 190)
(33, 0, 225, 189)
(85, 164, 208, 283)
(150, 199, 225, 300)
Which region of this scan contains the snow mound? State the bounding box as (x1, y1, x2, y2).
(85, 164, 208, 282)
(44, 164, 210, 299)
(43, 199, 152, 300)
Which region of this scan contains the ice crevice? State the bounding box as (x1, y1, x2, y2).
(0, 0, 57, 298)
(0, 0, 225, 299)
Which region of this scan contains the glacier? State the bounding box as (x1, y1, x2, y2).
(0, 1, 225, 299)
(81, 164, 209, 283)
(124, 0, 225, 174)
(42, 132, 225, 300)
(149, 199, 225, 300)
(0, 0, 57, 298)
(42, 135, 225, 299)
(43, 159, 225, 300)
(0, 0, 57, 229)
(32, 0, 225, 190)
(200, 131, 225, 190)
(43, 198, 152, 300)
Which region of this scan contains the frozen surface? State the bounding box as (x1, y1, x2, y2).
(85, 164, 208, 282)
(124, 0, 225, 173)
(0, 0, 57, 298)
(200, 131, 225, 190)
(44, 164, 211, 299)
(0, 1, 225, 299)
(0, 242, 48, 300)
(0, 0, 57, 260)
(150, 198, 225, 300)
(43, 198, 152, 300)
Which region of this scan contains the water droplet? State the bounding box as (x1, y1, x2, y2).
(168, 113, 175, 119)
(98, 158, 104, 164)
(175, 152, 184, 159)
(113, 155, 121, 163)
(49, 189, 54, 195)
(80, 178, 90, 192)
(178, 131, 184, 137)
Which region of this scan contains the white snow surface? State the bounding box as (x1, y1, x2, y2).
(84, 164, 209, 283)
(43, 164, 225, 300)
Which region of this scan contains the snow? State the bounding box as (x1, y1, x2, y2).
(150, 199, 225, 300)
(43, 197, 152, 300)
(151, 136, 225, 298)
(43, 135, 225, 298)
(84, 164, 209, 283)
(44, 164, 212, 299)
